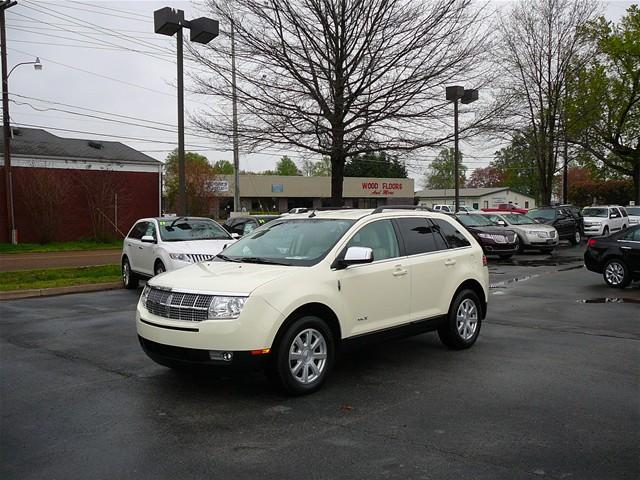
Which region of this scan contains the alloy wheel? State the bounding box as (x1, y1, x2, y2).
(456, 298, 478, 341)
(288, 328, 327, 385)
(123, 261, 130, 285)
(605, 262, 624, 286)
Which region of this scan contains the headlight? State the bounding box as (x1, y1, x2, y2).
(140, 284, 151, 308)
(477, 233, 491, 239)
(208, 296, 248, 319)
(169, 253, 192, 262)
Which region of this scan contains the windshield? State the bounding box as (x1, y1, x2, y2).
(529, 209, 556, 220)
(582, 208, 608, 218)
(626, 207, 640, 216)
(457, 214, 496, 227)
(504, 214, 538, 225)
(218, 219, 355, 266)
(158, 218, 230, 241)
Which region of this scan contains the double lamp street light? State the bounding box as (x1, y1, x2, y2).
(154, 7, 218, 216)
(446, 85, 478, 213)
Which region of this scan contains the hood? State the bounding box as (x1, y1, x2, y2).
(508, 223, 556, 233)
(149, 260, 298, 294)
(467, 226, 514, 235)
(582, 216, 607, 223)
(160, 239, 235, 255)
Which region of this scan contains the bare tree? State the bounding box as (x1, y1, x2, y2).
(190, 0, 495, 205)
(496, 0, 601, 204)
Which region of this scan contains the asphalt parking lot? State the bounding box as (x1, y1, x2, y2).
(1, 243, 638, 480)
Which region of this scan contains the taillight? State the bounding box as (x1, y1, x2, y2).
(587, 238, 597, 248)
(482, 255, 488, 266)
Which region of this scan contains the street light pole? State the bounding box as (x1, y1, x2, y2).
(446, 85, 478, 212)
(230, 19, 240, 214)
(154, 7, 218, 216)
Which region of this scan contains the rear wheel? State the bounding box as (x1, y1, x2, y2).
(603, 259, 631, 288)
(569, 230, 581, 245)
(438, 289, 482, 350)
(122, 258, 138, 289)
(268, 316, 335, 395)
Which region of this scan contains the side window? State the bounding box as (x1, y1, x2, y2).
(432, 219, 471, 248)
(243, 221, 257, 235)
(621, 208, 628, 218)
(128, 221, 147, 240)
(524, 201, 529, 209)
(395, 218, 445, 255)
(144, 222, 157, 240)
(346, 220, 399, 262)
(232, 220, 247, 235)
(621, 228, 640, 241)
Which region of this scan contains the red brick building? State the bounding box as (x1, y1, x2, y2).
(0, 127, 162, 243)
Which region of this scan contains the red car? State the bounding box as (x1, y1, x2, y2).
(482, 203, 528, 214)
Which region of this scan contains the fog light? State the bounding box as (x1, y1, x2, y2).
(209, 350, 233, 362)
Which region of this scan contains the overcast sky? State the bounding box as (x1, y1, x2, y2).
(5, 0, 636, 184)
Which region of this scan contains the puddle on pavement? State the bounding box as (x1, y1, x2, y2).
(576, 298, 640, 304)
(495, 256, 584, 267)
(490, 274, 540, 289)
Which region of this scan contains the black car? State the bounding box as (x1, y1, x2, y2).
(584, 225, 640, 288)
(528, 206, 581, 245)
(452, 213, 519, 259)
(559, 204, 585, 234)
(223, 215, 280, 237)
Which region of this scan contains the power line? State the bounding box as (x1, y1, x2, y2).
(26, 0, 151, 22)
(67, 0, 151, 20)
(8, 46, 176, 97)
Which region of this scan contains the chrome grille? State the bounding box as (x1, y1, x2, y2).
(146, 287, 213, 322)
(187, 253, 216, 263)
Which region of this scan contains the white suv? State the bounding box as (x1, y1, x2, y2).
(136, 207, 489, 395)
(122, 217, 236, 288)
(582, 206, 628, 237)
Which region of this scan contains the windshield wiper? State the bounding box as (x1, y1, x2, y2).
(216, 253, 241, 262)
(238, 257, 289, 265)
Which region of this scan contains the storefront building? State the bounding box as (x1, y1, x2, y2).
(415, 187, 537, 210)
(207, 175, 415, 217)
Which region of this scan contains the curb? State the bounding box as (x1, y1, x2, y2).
(0, 282, 123, 301)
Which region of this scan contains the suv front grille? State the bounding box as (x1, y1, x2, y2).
(146, 287, 213, 322)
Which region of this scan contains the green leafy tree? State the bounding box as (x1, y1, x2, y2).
(274, 156, 300, 176)
(213, 160, 234, 174)
(491, 130, 540, 200)
(345, 152, 407, 178)
(566, 5, 640, 203)
(423, 148, 467, 189)
(164, 149, 216, 215)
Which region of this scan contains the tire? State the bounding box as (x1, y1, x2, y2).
(603, 258, 631, 289)
(517, 235, 526, 253)
(268, 315, 335, 395)
(122, 257, 139, 289)
(154, 261, 166, 276)
(498, 254, 513, 260)
(569, 230, 581, 246)
(603, 226, 609, 236)
(438, 289, 482, 350)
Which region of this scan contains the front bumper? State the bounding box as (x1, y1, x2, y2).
(583, 225, 604, 236)
(483, 243, 519, 255)
(139, 336, 269, 370)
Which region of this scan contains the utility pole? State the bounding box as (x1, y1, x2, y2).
(230, 19, 240, 213)
(176, 24, 186, 215)
(1, 0, 17, 244)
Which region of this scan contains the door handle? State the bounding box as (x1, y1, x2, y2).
(444, 259, 456, 266)
(138, 246, 144, 250)
(392, 266, 408, 277)
(620, 246, 631, 250)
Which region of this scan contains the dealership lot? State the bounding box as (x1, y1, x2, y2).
(1, 244, 638, 480)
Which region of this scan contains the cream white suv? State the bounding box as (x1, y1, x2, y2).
(136, 207, 490, 395)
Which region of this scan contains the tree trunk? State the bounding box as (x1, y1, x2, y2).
(330, 154, 345, 207)
(634, 158, 640, 205)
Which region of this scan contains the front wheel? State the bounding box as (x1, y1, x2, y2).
(268, 316, 335, 395)
(603, 259, 631, 288)
(438, 289, 482, 350)
(154, 261, 166, 276)
(122, 258, 139, 289)
(603, 226, 610, 237)
(569, 230, 581, 245)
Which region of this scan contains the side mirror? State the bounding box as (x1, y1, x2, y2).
(141, 235, 156, 243)
(333, 246, 373, 270)
(231, 233, 241, 239)
(497, 220, 506, 226)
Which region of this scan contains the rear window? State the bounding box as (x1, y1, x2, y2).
(395, 218, 447, 255)
(433, 219, 471, 248)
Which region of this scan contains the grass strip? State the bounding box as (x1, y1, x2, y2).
(0, 240, 123, 254)
(0, 264, 121, 291)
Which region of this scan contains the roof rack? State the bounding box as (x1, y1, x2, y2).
(371, 205, 434, 214)
(309, 206, 353, 211)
